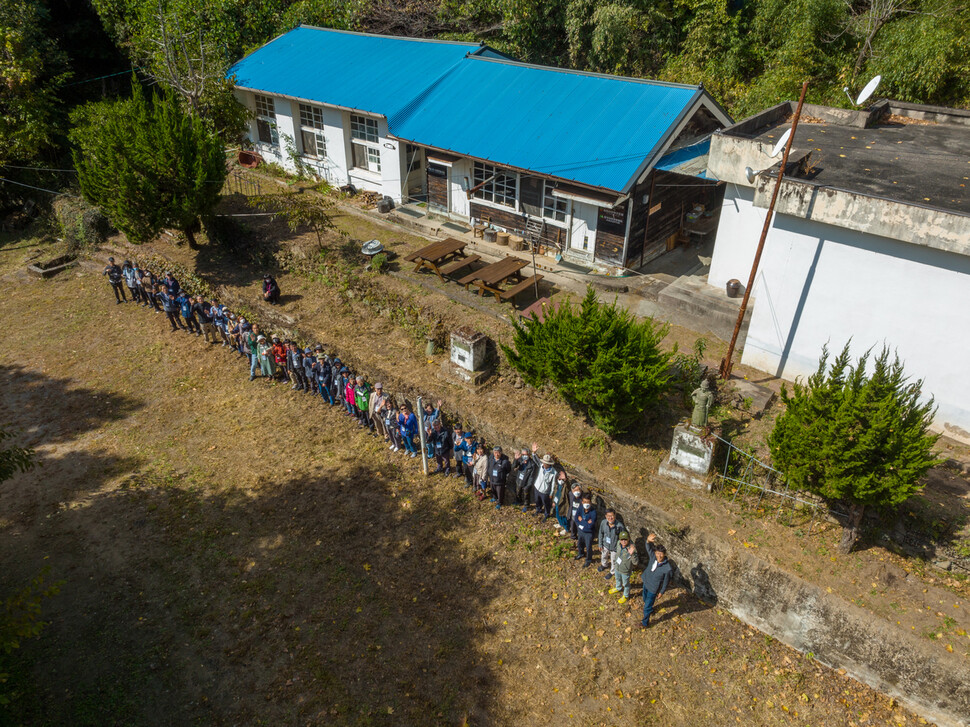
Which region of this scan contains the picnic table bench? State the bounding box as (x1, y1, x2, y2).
(438, 254, 480, 277)
(499, 275, 543, 305)
(466, 256, 530, 298)
(406, 237, 469, 280)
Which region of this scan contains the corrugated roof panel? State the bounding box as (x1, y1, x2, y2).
(388, 58, 699, 191)
(229, 26, 478, 117)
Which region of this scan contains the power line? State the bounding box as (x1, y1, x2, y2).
(1, 164, 77, 173)
(0, 177, 79, 197)
(63, 68, 145, 87)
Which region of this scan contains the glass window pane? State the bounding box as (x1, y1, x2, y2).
(301, 129, 317, 157)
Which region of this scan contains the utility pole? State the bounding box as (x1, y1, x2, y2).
(719, 81, 809, 380)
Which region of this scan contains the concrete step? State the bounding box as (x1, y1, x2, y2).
(657, 275, 751, 344)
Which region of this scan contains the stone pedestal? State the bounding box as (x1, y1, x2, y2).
(658, 424, 714, 490)
(450, 327, 487, 372)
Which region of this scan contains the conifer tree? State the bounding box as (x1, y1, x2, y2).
(504, 287, 672, 435)
(71, 79, 226, 247)
(768, 344, 940, 553)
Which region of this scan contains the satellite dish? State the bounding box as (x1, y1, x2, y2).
(770, 128, 792, 158)
(744, 166, 756, 184)
(843, 75, 882, 106)
(856, 74, 881, 105)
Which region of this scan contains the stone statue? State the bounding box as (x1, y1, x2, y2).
(690, 378, 714, 428)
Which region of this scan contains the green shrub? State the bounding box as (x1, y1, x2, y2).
(768, 344, 941, 553)
(368, 252, 388, 273)
(52, 196, 110, 251)
(503, 286, 673, 436)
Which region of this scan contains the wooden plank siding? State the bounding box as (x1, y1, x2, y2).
(469, 201, 565, 250)
(427, 163, 448, 209)
(594, 202, 628, 266)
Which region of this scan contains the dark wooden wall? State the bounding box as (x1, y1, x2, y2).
(427, 163, 448, 209)
(469, 201, 565, 250)
(594, 203, 628, 266)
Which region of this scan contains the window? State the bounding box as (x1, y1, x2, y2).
(405, 143, 421, 172)
(472, 161, 516, 207)
(350, 113, 381, 173)
(299, 103, 326, 158)
(254, 94, 278, 146)
(542, 182, 568, 222)
(350, 114, 379, 143)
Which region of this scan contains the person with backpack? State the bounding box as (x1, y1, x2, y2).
(102, 257, 127, 303)
(608, 532, 639, 605)
(512, 448, 536, 512)
(530, 443, 557, 520)
(485, 445, 512, 509)
(574, 492, 597, 568)
(598, 508, 626, 579)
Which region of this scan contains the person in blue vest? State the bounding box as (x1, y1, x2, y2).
(641, 533, 672, 629)
(455, 431, 477, 487)
(574, 492, 597, 568)
(428, 418, 452, 474)
(158, 288, 182, 331)
(566, 481, 584, 540)
(177, 291, 201, 335)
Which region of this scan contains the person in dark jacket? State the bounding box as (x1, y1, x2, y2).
(102, 257, 127, 303)
(140, 269, 160, 311)
(163, 272, 180, 297)
(455, 432, 477, 488)
(288, 343, 307, 391)
(122, 260, 140, 303)
(574, 492, 597, 567)
(641, 534, 672, 629)
(428, 419, 452, 474)
(598, 508, 626, 579)
(398, 404, 419, 458)
(263, 274, 281, 304)
(303, 348, 317, 396)
(512, 448, 536, 512)
(315, 355, 333, 402)
(193, 297, 218, 343)
(485, 445, 512, 509)
(158, 289, 182, 331)
(566, 481, 584, 540)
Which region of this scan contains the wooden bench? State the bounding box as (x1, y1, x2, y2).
(499, 275, 543, 304)
(440, 254, 480, 278)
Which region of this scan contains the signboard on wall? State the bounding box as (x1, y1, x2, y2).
(597, 203, 627, 236)
(427, 164, 447, 178)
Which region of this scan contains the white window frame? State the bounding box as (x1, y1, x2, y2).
(350, 113, 381, 173)
(473, 161, 516, 208)
(542, 181, 568, 224)
(254, 94, 279, 147)
(299, 103, 327, 159)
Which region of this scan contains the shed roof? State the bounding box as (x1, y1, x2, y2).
(229, 26, 485, 118)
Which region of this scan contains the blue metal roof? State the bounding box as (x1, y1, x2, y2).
(229, 26, 482, 117)
(389, 57, 700, 191)
(232, 28, 706, 192)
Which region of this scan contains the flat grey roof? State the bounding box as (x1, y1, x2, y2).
(727, 107, 970, 216)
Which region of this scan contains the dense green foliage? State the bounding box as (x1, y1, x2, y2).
(503, 287, 673, 436)
(71, 81, 227, 246)
(768, 344, 940, 552)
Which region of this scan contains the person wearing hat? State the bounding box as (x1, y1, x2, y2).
(257, 335, 275, 379)
(574, 492, 597, 567)
(512, 448, 537, 513)
(315, 354, 334, 403)
(530, 443, 557, 520)
(262, 274, 281, 304)
(121, 260, 140, 303)
(455, 431, 478, 488)
(484, 445, 512, 509)
(428, 418, 452, 474)
(641, 533, 672, 629)
(102, 257, 127, 303)
(598, 508, 626, 578)
(368, 383, 387, 438)
(608, 531, 639, 604)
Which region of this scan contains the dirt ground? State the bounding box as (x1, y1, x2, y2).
(0, 239, 937, 725)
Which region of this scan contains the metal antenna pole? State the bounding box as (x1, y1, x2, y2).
(719, 81, 809, 380)
(417, 396, 429, 476)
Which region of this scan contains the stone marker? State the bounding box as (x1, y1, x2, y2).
(659, 424, 715, 490)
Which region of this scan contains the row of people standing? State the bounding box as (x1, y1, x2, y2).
(103, 256, 674, 629)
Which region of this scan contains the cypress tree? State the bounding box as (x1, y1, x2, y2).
(768, 344, 940, 553)
(71, 78, 226, 248)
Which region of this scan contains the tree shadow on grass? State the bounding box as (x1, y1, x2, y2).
(3, 457, 500, 725)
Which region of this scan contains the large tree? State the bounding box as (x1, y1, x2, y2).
(71, 79, 226, 247)
(768, 344, 940, 554)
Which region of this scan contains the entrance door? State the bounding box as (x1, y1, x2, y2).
(427, 162, 449, 211)
(569, 202, 594, 255)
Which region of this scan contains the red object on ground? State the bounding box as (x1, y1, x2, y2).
(238, 150, 261, 168)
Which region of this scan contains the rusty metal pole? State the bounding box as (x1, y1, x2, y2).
(719, 81, 809, 380)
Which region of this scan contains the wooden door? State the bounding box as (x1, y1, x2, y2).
(427, 163, 449, 210)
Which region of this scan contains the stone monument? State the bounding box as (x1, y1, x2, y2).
(659, 379, 716, 490)
(441, 326, 490, 387)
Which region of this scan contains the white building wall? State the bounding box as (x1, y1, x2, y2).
(711, 186, 970, 441)
(450, 159, 471, 218)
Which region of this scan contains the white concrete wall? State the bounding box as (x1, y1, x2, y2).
(711, 185, 970, 441)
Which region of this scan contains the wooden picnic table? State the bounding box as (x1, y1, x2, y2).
(405, 237, 468, 280)
(466, 256, 530, 298)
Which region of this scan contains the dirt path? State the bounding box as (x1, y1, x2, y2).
(0, 252, 929, 725)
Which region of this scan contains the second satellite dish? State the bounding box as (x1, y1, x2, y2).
(843, 75, 882, 106)
(770, 128, 792, 158)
